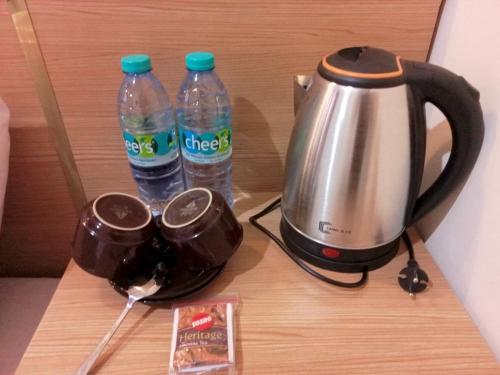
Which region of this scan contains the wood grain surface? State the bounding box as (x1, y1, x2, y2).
(27, 0, 442, 199)
(0, 2, 76, 276)
(16, 193, 499, 374)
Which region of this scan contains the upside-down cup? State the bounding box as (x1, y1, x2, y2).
(72, 192, 157, 281)
(160, 188, 243, 271)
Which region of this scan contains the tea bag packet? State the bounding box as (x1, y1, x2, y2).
(169, 296, 238, 374)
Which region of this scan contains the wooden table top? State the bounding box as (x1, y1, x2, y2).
(16, 193, 499, 374)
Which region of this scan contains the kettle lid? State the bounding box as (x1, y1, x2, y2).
(318, 46, 405, 88)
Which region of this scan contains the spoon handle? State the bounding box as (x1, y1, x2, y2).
(75, 297, 135, 375)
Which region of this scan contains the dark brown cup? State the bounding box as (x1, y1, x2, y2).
(160, 188, 243, 271)
(72, 192, 157, 281)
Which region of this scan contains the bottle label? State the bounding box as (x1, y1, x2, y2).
(179, 127, 232, 164)
(122, 128, 179, 167)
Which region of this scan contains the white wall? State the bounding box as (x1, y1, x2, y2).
(417, 0, 500, 360)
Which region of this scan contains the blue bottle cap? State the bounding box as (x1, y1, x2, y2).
(185, 52, 215, 71)
(121, 54, 152, 73)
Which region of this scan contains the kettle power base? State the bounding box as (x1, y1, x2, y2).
(280, 218, 399, 273)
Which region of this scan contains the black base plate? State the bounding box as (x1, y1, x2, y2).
(111, 263, 225, 305)
(280, 218, 400, 273)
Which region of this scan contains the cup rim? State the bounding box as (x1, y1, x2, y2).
(92, 192, 152, 232)
(161, 187, 213, 229)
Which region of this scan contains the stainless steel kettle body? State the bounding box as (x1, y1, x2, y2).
(283, 74, 412, 249)
(281, 47, 484, 272)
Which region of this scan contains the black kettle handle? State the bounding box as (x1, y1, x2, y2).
(402, 60, 484, 223)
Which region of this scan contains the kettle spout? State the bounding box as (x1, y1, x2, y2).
(294, 75, 312, 115)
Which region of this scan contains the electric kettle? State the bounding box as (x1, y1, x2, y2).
(281, 46, 484, 273)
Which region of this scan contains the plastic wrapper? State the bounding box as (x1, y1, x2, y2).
(169, 295, 238, 374)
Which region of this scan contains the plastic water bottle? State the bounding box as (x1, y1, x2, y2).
(118, 54, 184, 216)
(176, 52, 233, 206)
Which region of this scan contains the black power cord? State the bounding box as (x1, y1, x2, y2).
(249, 197, 368, 288)
(249, 197, 430, 294)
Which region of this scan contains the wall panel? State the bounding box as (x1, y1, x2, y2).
(0, 0, 442, 276)
(27, 0, 442, 198)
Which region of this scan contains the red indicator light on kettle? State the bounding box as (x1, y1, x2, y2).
(321, 247, 341, 258)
